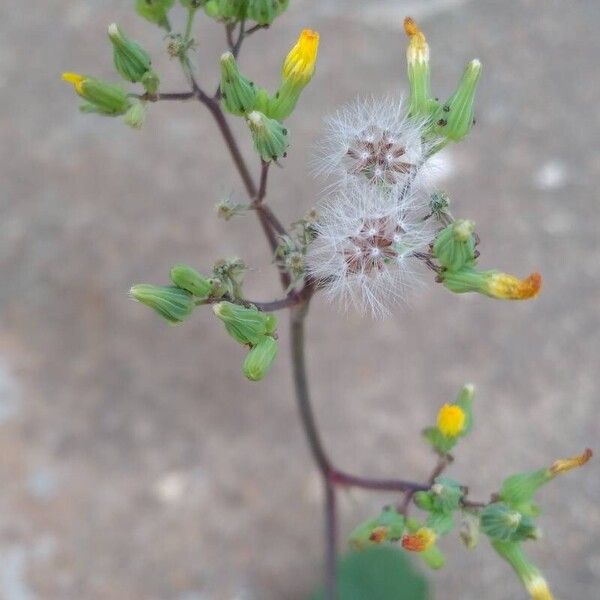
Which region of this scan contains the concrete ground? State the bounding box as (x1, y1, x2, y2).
(1, 0, 599, 598)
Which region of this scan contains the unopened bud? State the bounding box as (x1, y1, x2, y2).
(480, 503, 523, 542)
(442, 267, 542, 300)
(220, 52, 257, 116)
(108, 23, 155, 86)
(243, 335, 278, 381)
(433, 220, 476, 271)
(124, 101, 147, 129)
(435, 59, 482, 142)
(204, 0, 247, 23)
(170, 264, 213, 298)
(130, 284, 194, 324)
(213, 301, 271, 346)
(246, 111, 289, 161)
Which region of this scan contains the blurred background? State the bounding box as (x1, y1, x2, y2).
(1, 0, 599, 598)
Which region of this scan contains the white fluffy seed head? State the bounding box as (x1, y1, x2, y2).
(313, 96, 437, 193)
(306, 181, 435, 318)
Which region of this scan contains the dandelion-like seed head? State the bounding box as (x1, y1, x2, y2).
(314, 97, 435, 190)
(306, 182, 434, 318)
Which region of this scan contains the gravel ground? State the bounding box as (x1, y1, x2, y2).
(0, 0, 599, 598)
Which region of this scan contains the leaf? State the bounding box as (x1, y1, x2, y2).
(310, 546, 429, 600)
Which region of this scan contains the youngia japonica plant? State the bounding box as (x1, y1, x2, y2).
(63, 3, 592, 598)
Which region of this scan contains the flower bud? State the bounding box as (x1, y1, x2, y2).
(142, 70, 160, 95)
(62, 73, 131, 115)
(403, 17, 438, 120)
(246, 111, 289, 161)
(492, 541, 555, 600)
(434, 59, 482, 142)
(480, 503, 523, 542)
(419, 545, 446, 570)
(428, 477, 464, 513)
(213, 301, 270, 346)
(266, 29, 319, 121)
(246, 0, 274, 25)
(243, 335, 278, 381)
(124, 101, 147, 129)
(219, 52, 257, 116)
(130, 284, 194, 324)
(108, 23, 156, 86)
(442, 267, 542, 300)
(135, 0, 175, 28)
(170, 264, 213, 298)
(433, 220, 477, 271)
(204, 0, 247, 23)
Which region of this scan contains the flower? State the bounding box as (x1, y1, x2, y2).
(62, 72, 86, 95)
(401, 527, 436, 552)
(314, 96, 436, 191)
(549, 448, 592, 476)
(282, 29, 320, 87)
(305, 181, 434, 317)
(437, 403, 466, 437)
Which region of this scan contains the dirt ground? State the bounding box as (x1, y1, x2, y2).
(1, 0, 599, 598)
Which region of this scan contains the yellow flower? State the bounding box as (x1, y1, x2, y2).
(282, 29, 320, 86)
(549, 448, 592, 477)
(485, 271, 542, 300)
(437, 403, 466, 437)
(62, 72, 86, 96)
(404, 17, 429, 65)
(401, 527, 436, 552)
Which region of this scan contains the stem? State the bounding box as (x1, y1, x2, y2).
(324, 481, 338, 600)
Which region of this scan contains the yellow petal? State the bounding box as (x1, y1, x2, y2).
(437, 403, 466, 437)
(282, 29, 320, 85)
(486, 272, 542, 300)
(62, 72, 86, 95)
(401, 527, 436, 552)
(404, 17, 429, 65)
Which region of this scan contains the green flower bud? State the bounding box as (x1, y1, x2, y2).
(130, 284, 194, 324)
(180, 0, 205, 8)
(349, 507, 405, 550)
(264, 313, 277, 335)
(434, 59, 482, 142)
(219, 52, 257, 116)
(413, 491, 434, 512)
(433, 220, 477, 271)
(135, 0, 175, 28)
(170, 264, 213, 298)
(243, 335, 278, 381)
(454, 383, 475, 436)
(491, 541, 555, 600)
(62, 73, 131, 116)
(204, 0, 247, 23)
(213, 301, 270, 345)
(142, 70, 160, 95)
(108, 23, 154, 85)
(246, 111, 289, 162)
(429, 477, 464, 513)
(480, 503, 523, 542)
(124, 101, 147, 129)
(246, 0, 287, 25)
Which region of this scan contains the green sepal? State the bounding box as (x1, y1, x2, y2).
(419, 544, 446, 570)
(265, 79, 302, 121)
(108, 23, 153, 83)
(77, 78, 131, 115)
(170, 264, 213, 299)
(204, 0, 247, 23)
(429, 477, 464, 513)
(498, 468, 550, 515)
(426, 512, 454, 536)
(243, 335, 278, 381)
(130, 284, 194, 324)
(480, 503, 525, 542)
(422, 426, 457, 455)
(454, 384, 474, 436)
(124, 101, 147, 129)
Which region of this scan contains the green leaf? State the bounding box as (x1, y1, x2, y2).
(310, 546, 429, 600)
